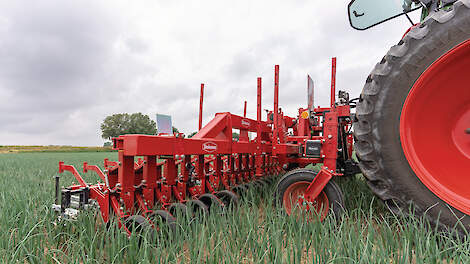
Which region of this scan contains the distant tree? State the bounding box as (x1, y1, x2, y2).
(232, 132, 239, 140)
(100, 113, 157, 140)
(188, 131, 197, 138)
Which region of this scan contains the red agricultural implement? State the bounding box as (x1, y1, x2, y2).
(54, 0, 470, 235)
(53, 59, 360, 234)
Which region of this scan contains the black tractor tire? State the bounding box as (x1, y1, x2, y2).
(232, 184, 248, 195)
(148, 210, 177, 235)
(167, 203, 190, 219)
(124, 215, 155, 243)
(275, 169, 345, 221)
(124, 215, 151, 233)
(215, 190, 240, 210)
(198, 193, 224, 212)
(187, 199, 209, 217)
(354, 0, 470, 235)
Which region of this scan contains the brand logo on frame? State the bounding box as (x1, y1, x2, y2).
(241, 119, 250, 127)
(202, 142, 218, 153)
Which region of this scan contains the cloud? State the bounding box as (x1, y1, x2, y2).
(0, 0, 421, 145)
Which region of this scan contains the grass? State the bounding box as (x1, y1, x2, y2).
(0, 152, 469, 263)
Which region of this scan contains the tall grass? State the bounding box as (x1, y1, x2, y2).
(0, 152, 469, 263)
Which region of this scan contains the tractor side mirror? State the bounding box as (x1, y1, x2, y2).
(348, 0, 422, 30)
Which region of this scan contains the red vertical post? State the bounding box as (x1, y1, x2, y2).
(118, 151, 135, 192)
(215, 155, 222, 186)
(273, 65, 280, 143)
(243, 101, 247, 117)
(240, 100, 249, 141)
(256, 77, 263, 177)
(143, 156, 157, 188)
(117, 151, 135, 211)
(230, 155, 235, 185)
(181, 155, 191, 182)
(199, 83, 204, 130)
(257, 78, 262, 125)
(237, 154, 243, 183)
(331, 57, 337, 108)
(197, 155, 205, 192)
(165, 158, 177, 186)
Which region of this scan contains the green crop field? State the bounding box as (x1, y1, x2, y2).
(0, 152, 469, 263)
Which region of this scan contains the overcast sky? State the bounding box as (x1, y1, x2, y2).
(0, 0, 421, 146)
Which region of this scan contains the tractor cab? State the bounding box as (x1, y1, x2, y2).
(348, 0, 422, 30)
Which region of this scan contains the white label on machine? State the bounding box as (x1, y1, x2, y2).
(241, 119, 250, 127)
(202, 142, 218, 152)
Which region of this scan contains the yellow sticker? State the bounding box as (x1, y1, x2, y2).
(300, 111, 309, 119)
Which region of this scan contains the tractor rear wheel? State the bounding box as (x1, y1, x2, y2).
(354, 0, 470, 235)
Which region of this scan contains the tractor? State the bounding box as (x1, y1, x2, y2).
(349, 0, 470, 234)
(276, 0, 470, 235)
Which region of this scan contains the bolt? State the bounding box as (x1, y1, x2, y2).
(328, 135, 332, 139)
(466, 128, 470, 134)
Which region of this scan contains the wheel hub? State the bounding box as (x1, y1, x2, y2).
(453, 109, 470, 159)
(282, 181, 329, 221)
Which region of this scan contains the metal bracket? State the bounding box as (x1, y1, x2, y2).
(304, 167, 333, 201)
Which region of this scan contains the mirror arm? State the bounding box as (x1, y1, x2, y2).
(405, 13, 415, 25)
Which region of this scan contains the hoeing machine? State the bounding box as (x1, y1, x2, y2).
(53, 59, 360, 234)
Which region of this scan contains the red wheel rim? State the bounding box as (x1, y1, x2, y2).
(400, 39, 470, 215)
(282, 181, 329, 221)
